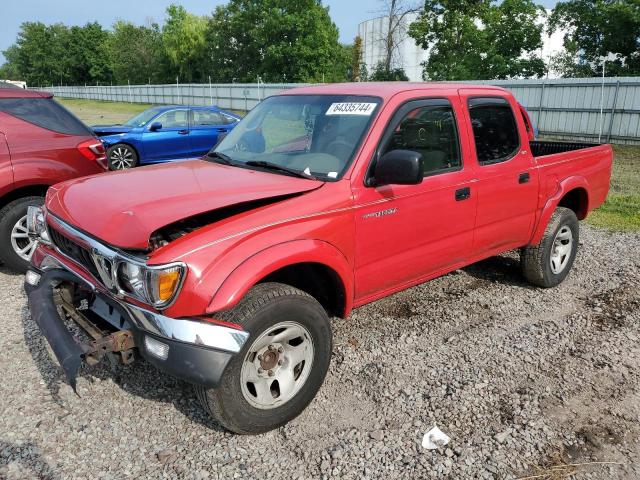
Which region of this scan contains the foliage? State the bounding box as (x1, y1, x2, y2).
(549, 0, 640, 77)
(409, 0, 546, 80)
(351, 36, 364, 81)
(368, 61, 410, 81)
(106, 21, 168, 85)
(162, 5, 209, 82)
(205, 0, 344, 83)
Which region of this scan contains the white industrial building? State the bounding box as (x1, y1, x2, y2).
(357, 11, 566, 81)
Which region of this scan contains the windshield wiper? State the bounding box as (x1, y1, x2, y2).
(206, 151, 234, 165)
(245, 160, 316, 180)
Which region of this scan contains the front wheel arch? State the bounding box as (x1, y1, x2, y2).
(206, 240, 353, 318)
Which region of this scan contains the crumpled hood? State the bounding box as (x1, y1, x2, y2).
(46, 160, 324, 250)
(92, 125, 134, 136)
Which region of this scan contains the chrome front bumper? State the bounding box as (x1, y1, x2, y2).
(28, 253, 249, 354)
(25, 252, 249, 389)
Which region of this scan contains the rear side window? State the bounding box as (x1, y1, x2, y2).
(191, 109, 224, 126)
(468, 97, 519, 165)
(0, 97, 92, 136)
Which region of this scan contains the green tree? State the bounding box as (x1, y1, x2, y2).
(162, 4, 208, 82)
(409, 0, 545, 80)
(549, 0, 640, 77)
(107, 21, 167, 84)
(65, 22, 111, 84)
(369, 61, 410, 80)
(351, 36, 365, 81)
(206, 0, 343, 83)
(1, 21, 111, 86)
(0, 46, 22, 80)
(2, 22, 70, 86)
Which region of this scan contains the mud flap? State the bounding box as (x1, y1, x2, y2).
(25, 269, 92, 393)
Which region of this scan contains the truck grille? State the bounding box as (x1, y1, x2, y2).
(49, 227, 100, 279)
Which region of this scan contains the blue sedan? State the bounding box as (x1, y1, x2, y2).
(93, 106, 241, 170)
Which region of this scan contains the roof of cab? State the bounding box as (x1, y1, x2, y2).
(0, 88, 53, 99)
(281, 82, 509, 101)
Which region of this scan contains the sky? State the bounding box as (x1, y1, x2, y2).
(0, 0, 560, 64)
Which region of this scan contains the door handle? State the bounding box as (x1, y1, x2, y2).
(455, 187, 471, 201)
(178, 129, 189, 135)
(519, 172, 530, 184)
(216, 128, 227, 132)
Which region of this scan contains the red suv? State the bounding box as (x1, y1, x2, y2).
(0, 88, 107, 272)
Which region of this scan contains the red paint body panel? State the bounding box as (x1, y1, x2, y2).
(41, 83, 613, 320)
(46, 160, 323, 249)
(0, 90, 106, 205)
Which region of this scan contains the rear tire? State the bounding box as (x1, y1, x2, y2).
(0, 196, 44, 273)
(107, 143, 138, 170)
(196, 282, 332, 434)
(521, 207, 579, 288)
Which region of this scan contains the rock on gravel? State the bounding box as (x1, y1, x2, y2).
(1, 225, 639, 479)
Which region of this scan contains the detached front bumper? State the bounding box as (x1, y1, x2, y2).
(25, 263, 248, 390)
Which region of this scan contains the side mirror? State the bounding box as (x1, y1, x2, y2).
(372, 149, 423, 186)
(149, 122, 162, 131)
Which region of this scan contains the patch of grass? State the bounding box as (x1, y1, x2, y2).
(57, 98, 153, 126)
(586, 145, 640, 232)
(588, 194, 640, 231)
(57, 97, 246, 127)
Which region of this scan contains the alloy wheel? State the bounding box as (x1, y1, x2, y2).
(10, 214, 37, 261)
(110, 147, 134, 169)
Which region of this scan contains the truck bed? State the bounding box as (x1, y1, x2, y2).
(530, 140, 600, 158)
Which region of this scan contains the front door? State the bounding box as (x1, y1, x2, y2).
(458, 90, 539, 254)
(142, 108, 191, 162)
(353, 97, 478, 302)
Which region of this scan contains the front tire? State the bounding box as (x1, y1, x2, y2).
(107, 143, 138, 170)
(521, 207, 579, 288)
(0, 196, 44, 273)
(196, 282, 332, 434)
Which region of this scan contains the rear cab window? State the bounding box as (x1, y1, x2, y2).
(468, 97, 520, 165)
(0, 97, 92, 136)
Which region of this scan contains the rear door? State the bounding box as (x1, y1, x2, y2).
(0, 132, 13, 195)
(458, 90, 539, 254)
(141, 108, 191, 162)
(188, 108, 230, 157)
(352, 95, 478, 300)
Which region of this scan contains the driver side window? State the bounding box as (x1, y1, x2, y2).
(153, 109, 188, 129)
(382, 101, 461, 177)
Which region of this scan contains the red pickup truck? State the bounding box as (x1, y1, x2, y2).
(25, 83, 612, 434)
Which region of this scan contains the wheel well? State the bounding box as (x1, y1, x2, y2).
(558, 188, 588, 220)
(0, 185, 48, 210)
(260, 262, 346, 318)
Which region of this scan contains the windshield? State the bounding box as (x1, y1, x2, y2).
(213, 95, 381, 180)
(124, 108, 162, 127)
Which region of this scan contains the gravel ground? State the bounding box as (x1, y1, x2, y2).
(1, 225, 639, 480)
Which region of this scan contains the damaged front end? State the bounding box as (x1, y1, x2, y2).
(24, 268, 135, 392)
(25, 262, 249, 392)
